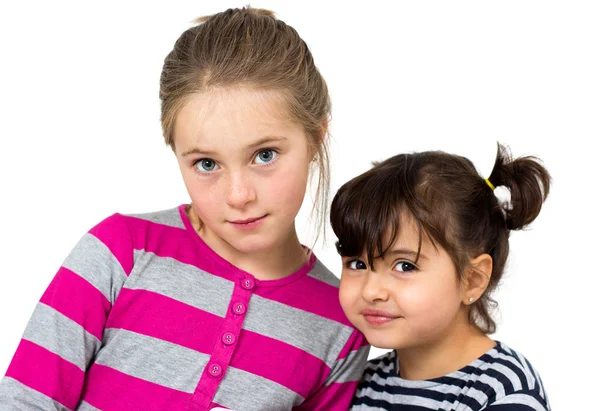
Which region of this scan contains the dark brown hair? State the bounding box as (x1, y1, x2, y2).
(330, 143, 551, 333)
(160, 7, 331, 238)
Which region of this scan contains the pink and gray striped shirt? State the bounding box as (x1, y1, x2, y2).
(0, 205, 369, 410)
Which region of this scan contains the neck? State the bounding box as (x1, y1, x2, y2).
(226, 227, 309, 280)
(396, 314, 496, 380)
(188, 207, 309, 280)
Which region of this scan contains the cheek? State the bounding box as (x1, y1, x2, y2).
(265, 166, 309, 211)
(339, 274, 362, 312)
(183, 175, 222, 217)
(397, 276, 462, 324)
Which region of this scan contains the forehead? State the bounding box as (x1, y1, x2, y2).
(173, 86, 300, 153)
(380, 212, 438, 258)
(387, 213, 422, 247)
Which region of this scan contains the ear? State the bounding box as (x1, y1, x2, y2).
(461, 253, 493, 305)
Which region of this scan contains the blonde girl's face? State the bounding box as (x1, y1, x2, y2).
(173, 86, 312, 257)
(338, 215, 467, 351)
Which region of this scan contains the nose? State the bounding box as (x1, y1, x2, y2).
(225, 170, 257, 209)
(361, 271, 389, 303)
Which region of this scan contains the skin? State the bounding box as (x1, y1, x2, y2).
(339, 213, 495, 380)
(172, 86, 315, 280)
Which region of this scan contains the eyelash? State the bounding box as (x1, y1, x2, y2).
(344, 258, 418, 275)
(346, 259, 367, 270)
(192, 148, 280, 175)
(393, 260, 418, 274)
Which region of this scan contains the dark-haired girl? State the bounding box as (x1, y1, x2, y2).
(331, 144, 551, 410)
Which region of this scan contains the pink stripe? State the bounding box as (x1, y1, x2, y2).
(337, 329, 369, 360)
(89, 213, 134, 275)
(230, 331, 326, 397)
(124, 215, 234, 283)
(40, 267, 110, 341)
(106, 288, 327, 396)
(82, 364, 189, 411)
(5, 339, 85, 410)
(105, 288, 220, 354)
(293, 381, 359, 411)
(254, 275, 353, 326)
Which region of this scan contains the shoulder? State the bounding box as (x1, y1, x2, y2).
(485, 389, 550, 410)
(480, 342, 549, 407)
(306, 257, 340, 288)
(294, 256, 355, 329)
(122, 205, 188, 230)
(351, 351, 397, 407)
(89, 205, 186, 236)
(361, 350, 396, 382)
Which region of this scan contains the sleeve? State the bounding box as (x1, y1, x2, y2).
(484, 390, 550, 411)
(293, 329, 370, 411)
(0, 213, 134, 411)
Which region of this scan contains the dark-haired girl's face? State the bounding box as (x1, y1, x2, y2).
(339, 215, 468, 352)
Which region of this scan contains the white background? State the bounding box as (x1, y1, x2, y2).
(1, 1, 598, 409)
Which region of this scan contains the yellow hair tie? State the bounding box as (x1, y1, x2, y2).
(484, 178, 495, 191)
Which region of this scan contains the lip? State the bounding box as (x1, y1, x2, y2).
(229, 214, 268, 230)
(361, 309, 401, 326)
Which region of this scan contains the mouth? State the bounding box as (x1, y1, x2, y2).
(361, 309, 401, 326)
(228, 214, 268, 230)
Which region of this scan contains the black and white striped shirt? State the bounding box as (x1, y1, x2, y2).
(351, 341, 549, 410)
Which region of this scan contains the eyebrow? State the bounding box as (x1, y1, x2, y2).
(388, 249, 428, 260)
(181, 135, 289, 157)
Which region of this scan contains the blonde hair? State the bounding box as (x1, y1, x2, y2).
(160, 7, 331, 242)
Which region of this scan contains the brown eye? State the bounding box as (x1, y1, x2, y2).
(348, 259, 367, 270)
(394, 261, 416, 273)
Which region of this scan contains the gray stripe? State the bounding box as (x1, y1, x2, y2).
(127, 207, 186, 229)
(357, 384, 448, 407)
(95, 328, 208, 393)
(351, 405, 387, 411)
(307, 259, 340, 288)
(490, 393, 547, 411)
(244, 293, 353, 366)
(62, 233, 127, 304)
(128, 250, 233, 318)
(0, 377, 70, 410)
(215, 366, 304, 411)
(128, 249, 353, 365)
(325, 344, 370, 385)
(77, 401, 101, 410)
(22, 303, 101, 372)
(94, 329, 304, 410)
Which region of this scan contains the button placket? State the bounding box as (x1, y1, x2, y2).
(189, 273, 256, 409)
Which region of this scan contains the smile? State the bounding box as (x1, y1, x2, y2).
(361, 309, 401, 326)
(229, 215, 268, 230)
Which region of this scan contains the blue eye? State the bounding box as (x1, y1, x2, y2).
(196, 159, 219, 173)
(348, 259, 367, 270)
(394, 261, 416, 273)
(254, 149, 277, 165)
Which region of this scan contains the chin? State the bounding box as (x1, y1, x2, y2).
(356, 323, 406, 350)
(226, 236, 276, 255)
(363, 334, 402, 350)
